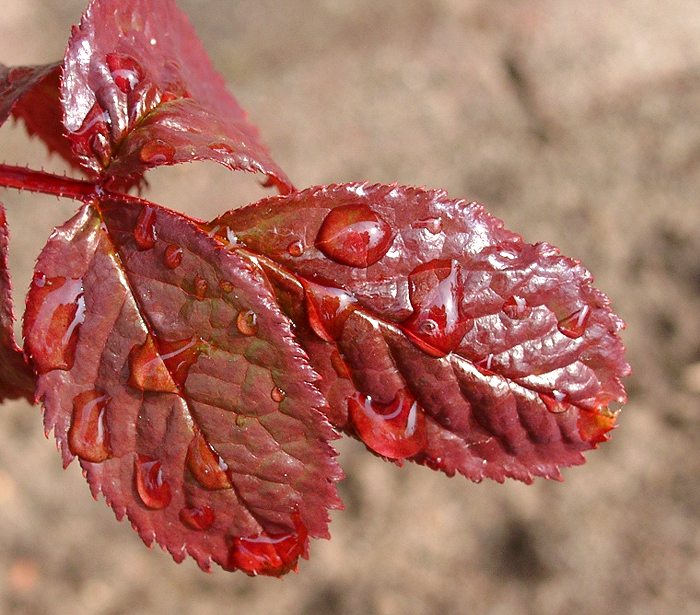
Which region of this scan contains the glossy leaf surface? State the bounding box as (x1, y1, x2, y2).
(60, 0, 292, 192)
(23, 195, 341, 574)
(209, 184, 629, 483)
(0, 203, 35, 402)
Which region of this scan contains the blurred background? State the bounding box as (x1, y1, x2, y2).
(1, 1, 699, 614)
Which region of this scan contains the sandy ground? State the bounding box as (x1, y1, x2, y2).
(1, 1, 699, 614)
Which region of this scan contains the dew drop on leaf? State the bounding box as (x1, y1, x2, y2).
(135, 455, 172, 510)
(134, 207, 157, 250)
(315, 203, 393, 267)
(194, 275, 208, 300)
(271, 386, 286, 403)
(68, 390, 111, 462)
(106, 53, 144, 93)
(287, 240, 304, 257)
(24, 276, 85, 374)
(128, 335, 201, 393)
(557, 306, 591, 339)
(163, 244, 183, 269)
(348, 388, 427, 460)
(236, 310, 258, 336)
(402, 259, 469, 357)
(303, 282, 357, 342)
(186, 432, 232, 490)
(139, 139, 175, 165)
(539, 391, 569, 414)
(179, 505, 216, 531)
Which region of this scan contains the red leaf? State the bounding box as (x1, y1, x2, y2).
(207, 183, 630, 483)
(23, 196, 341, 575)
(0, 202, 35, 402)
(0, 63, 81, 170)
(60, 0, 292, 192)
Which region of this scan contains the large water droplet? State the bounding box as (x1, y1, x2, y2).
(106, 53, 144, 93)
(194, 275, 208, 300)
(139, 139, 175, 165)
(347, 388, 427, 459)
(557, 306, 590, 339)
(135, 455, 172, 509)
(303, 281, 357, 342)
(236, 310, 258, 336)
(402, 259, 469, 357)
(228, 516, 308, 576)
(315, 203, 394, 267)
(128, 335, 201, 393)
(134, 207, 157, 250)
(25, 275, 85, 374)
(163, 244, 183, 269)
(68, 390, 111, 462)
(186, 431, 232, 490)
(502, 295, 530, 319)
(179, 505, 216, 531)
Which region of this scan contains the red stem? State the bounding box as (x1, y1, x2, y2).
(0, 164, 100, 201)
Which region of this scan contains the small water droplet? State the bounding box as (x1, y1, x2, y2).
(557, 306, 591, 339)
(315, 203, 394, 267)
(208, 142, 235, 156)
(128, 335, 201, 393)
(402, 259, 469, 357)
(135, 455, 171, 509)
(347, 388, 427, 460)
(106, 53, 144, 93)
(228, 516, 307, 576)
(179, 505, 215, 531)
(303, 281, 357, 342)
(186, 431, 232, 490)
(502, 295, 530, 319)
(194, 275, 208, 300)
(134, 207, 157, 250)
(330, 350, 351, 379)
(219, 280, 234, 293)
(139, 139, 175, 165)
(25, 276, 84, 374)
(413, 217, 443, 234)
(236, 310, 258, 336)
(68, 390, 111, 462)
(287, 240, 304, 257)
(271, 387, 286, 403)
(163, 244, 183, 269)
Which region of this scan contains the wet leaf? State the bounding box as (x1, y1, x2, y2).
(208, 183, 629, 483)
(60, 0, 292, 192)
(23, 195, 341, 575)
(0, 202, 35, 402)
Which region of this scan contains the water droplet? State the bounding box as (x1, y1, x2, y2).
(135, 455, 171, 509)
(106, 53, 144, 93)
(179, 505, 215, 531)
(68, 390, 111, 462)
(134, 207, 157, 250)
(208, 142, 235, 156)
(271, 387, 286, 403)
(186, 431, 232, 490)
(303, 281, 357, 342)
(315, 203, 394, 267)
(347, 388, 427, 459)
(139, 139, 175, 165)
(25, 276, 84, 373)
(194, 275, 208, 300)
(502, 295, 530, 319)
(219, 280, 234, 293)
(413, 217, 443, 234)
(128, 335, 201, 393)
(330, 350, 351, 379)
(236, 310, 258, 336)
(228, 516, 307, 576)
(539, 391, 569, 413)
(287, 240, 304, 257)
(402, 259, 468, 357)
(557, 306, 591, 339)
(163, 244, 183, 269)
